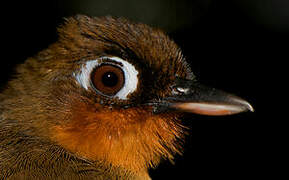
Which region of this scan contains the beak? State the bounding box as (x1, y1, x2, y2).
(153, 78, 254, 116)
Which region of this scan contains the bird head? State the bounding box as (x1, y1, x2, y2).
(1, 15, 253, 177)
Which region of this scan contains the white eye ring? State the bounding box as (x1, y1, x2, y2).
(74, 56, 139, 100)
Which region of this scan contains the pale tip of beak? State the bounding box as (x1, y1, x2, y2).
(231, 96, 254, 112)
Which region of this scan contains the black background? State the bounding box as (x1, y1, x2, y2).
(1, 0, 284, 179)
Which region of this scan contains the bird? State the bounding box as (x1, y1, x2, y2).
(0, 15, 253, 180)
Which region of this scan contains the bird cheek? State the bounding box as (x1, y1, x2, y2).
(50, 106, 147, 154)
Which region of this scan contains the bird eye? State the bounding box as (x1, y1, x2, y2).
(91, 65, 124, 96)
(75, 56, 139, 100)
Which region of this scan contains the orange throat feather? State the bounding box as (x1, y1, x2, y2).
(51, 103, 186, 174)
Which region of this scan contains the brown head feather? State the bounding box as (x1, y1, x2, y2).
(0, 15, 193, 179)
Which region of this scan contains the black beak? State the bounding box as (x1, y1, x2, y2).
(154, 78, 254, 116)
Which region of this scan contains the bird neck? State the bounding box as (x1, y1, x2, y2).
(0, 129, 150, 179)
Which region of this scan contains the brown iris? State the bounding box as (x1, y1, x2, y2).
(91, 64, 125, 96)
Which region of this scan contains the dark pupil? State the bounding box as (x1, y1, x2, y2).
(101, 72, 119, 87)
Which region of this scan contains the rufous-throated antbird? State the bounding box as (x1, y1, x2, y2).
(0, 15, 253, 180)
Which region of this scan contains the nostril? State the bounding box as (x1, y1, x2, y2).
(176, 87, 189, 94)
(171, 86, 190, 95)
